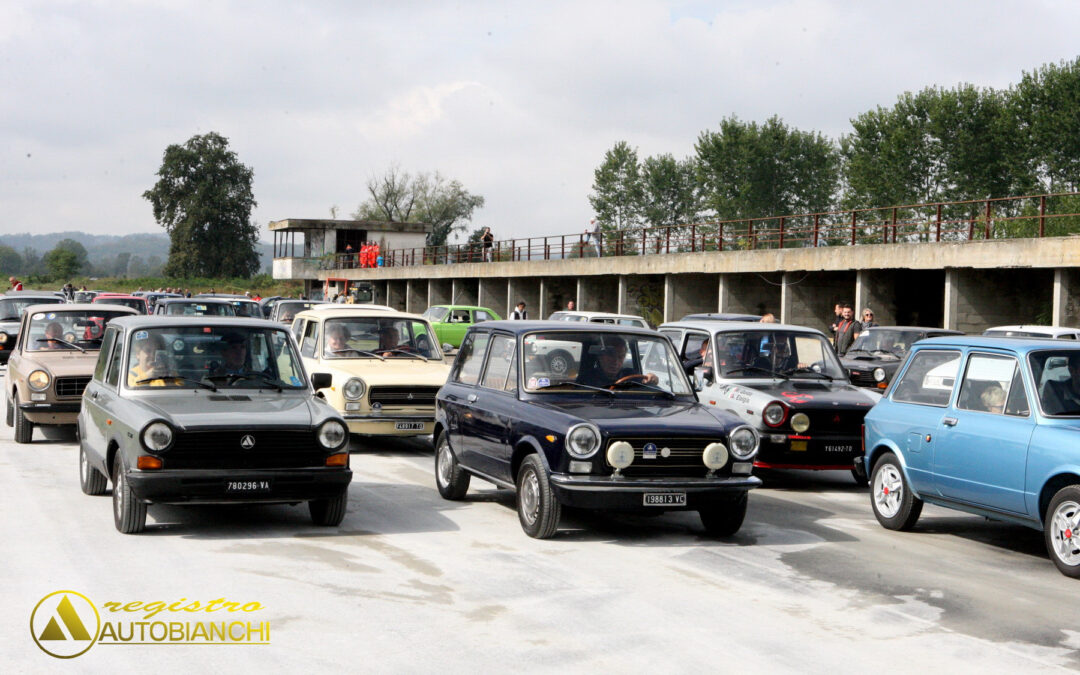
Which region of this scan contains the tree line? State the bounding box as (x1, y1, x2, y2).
(590, 58, 1080, 239)
(0, 239, 165, 282)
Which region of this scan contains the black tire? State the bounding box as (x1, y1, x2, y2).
(869, 452, 922, 531)
(516, 454, 560, 539)
(13, 391, 32, 444)
(308, 491, 348, 526)
(546, 350, 573, 376)
(5, 393, 12, 427)
(112, 454, 147, 534)
(699, 492, 749, 536)
(434, 432, 470, 500)
(1044, 485, 1080, 578)
(79, 442, 107, 496)
(851, 468, 869, 487)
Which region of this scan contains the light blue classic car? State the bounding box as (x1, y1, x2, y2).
(862, 336, 1080, 578)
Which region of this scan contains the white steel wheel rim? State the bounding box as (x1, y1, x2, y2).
(520, 470, 540, 525)
(1050, 500, 1080, 567)
(874, 463, 903, 518)
(114, 467, 124, 519)
(437, 440, 454, 487)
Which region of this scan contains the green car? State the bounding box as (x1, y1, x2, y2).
(422, 305, 501, 348)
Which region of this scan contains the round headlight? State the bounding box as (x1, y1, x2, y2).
(0, 333, 8, 344)
(728, 426, 760, 460)
(762, 401, 787, 427)
(703, 442, 729, 470)
(141, 421, 174, 453)
(566, 423, 600, 459)
(28, 370, 51, 391)
(317, 420, 348, 450)
(873, 367, 886, 382)
(606, 440, 634, 470)
(343, 378, 366, 400)
(790, 412, 810, 433)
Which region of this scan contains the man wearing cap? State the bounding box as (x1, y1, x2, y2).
(211, 333, 252, 377)
(578, 336, 658, 388)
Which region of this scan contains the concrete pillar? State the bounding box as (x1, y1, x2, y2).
(372, 281, 388, 307)
(1053, 268, 1080, 327)
(578, 276, 619, 312)
(478, 278, 509, 317)
(855, 270, 898, 326)
(429, 279, 452, 307)
(406, 279, 426, 314)
(944, 269, 959, 331)
(387, 280, 408, 311)
(664, 273, 717, 322)
(618, 276, 629, 314)
(453, 279, 479, 306)
(508, 278, 540, 320)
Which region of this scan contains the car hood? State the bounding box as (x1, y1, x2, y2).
(738, 380, 878, 409)
(135, 392, 317, 429)
(320, 360, 451, 387)
(531, 399, 742, 436)
(841, 355, 903, 369)
(0, 320, 19, 332)
(20, 351, 101, 376)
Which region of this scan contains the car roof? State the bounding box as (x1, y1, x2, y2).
(550, 311, 646, 320)
(94, 293, 142, 299)
(660, 319, 827, 336)
(295, 307, 425, 321)
(427, 304, 497, 312)
(915, 335, 1080, 353)
(982, 325, 1080, 336)
(23, 303, 138, 314)
(864, 325, 965, 334)
(109, 316, 283, 330)
(1, 291, 63, 297)
(158, 297, 234, 305)
(680, 313, 763, 321)
(470, 320, 661, 336)
(310, 303, 395, 311)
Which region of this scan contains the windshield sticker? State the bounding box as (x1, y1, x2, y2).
(290, 376, 301, 386)
(527, 377, 538, 389)
(46, 313, 56, 320)
(537, 377, 550, 388)
(32, 313, 44, 320)
(134, 330, 149, 341)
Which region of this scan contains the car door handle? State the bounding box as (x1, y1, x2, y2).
(943, 417, 958, 427)
(88, 390, 98, 400)
(467, 394, 478, 403)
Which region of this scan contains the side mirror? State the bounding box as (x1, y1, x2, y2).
(310, 372, 332, 390)
(693, 367, 712, 392)
(442, 343, 454, 353)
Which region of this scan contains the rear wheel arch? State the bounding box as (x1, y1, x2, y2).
(1040, 473, 1080, 523)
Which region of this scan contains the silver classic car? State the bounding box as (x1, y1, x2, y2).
(78, 317, 352, 533)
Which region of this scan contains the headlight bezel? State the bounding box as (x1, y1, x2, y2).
(28, 369, 51, 391)
(566, 423, 601, 459)
(342, 377, 366, 401)
(728, 425, 760, 460)
(140, 420, 175, 454)
(762, 401, 788, 428)
(317, 419, 349, 451)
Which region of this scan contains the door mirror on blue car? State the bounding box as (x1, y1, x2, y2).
(693, 367, 711, 392)
(311, 372, 332, 390)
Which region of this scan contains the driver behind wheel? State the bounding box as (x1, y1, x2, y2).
(577, 336, 658, 388)
(211, 332, 250, 376)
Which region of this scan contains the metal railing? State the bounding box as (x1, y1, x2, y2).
(283, 192, 1080, 270)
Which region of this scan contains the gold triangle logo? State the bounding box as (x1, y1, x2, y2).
(37, 595, 92, 641)
(38, 617, 66, 641)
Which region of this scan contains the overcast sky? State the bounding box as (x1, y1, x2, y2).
(2, 0, 1078, 245)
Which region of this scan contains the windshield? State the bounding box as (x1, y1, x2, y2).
(95, 298, 145, 313)
(986, 329, 1056, 338)
(25, 309, 132, 351)
(423, 307, 449, 322)
(126, 325, 306, 389)
(522, 331, 692, 395)
(276, 302, 315, 323)
(711, 330, 847, 380)
(230, 301, 261, 317)
(847, 329, 924, 357)
(1030, 350, 1080, 415)
(164, 302, 235, 316)
(322, 317, 441, 359)
(0, 297, 63, 321)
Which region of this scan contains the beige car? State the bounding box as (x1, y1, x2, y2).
(5, 303, 138, 443)
(291, 307, 451, 437)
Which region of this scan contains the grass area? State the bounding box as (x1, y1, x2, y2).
(15, 274, 303, 297)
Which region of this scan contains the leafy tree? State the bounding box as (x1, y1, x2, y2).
(43, 246, 80, 280)
(52, 238, 89, 272)
(21, 247, 44, 276)
(1012, 57, 1080, 192)
(353, 167, 485, 248)
(143, 132, 260, 278)
(640, 154, 701, 230)
(589, 141, 644, 233)
(0, 245, 22, 275)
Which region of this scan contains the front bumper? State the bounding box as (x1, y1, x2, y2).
(125, 467, 353, 505)
(343, 413, 435, 436)
(548, 473, 761, 510)
(755, 432, 862, 470)
(20, 401, 80, 424)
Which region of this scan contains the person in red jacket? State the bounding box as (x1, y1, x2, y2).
(9, 276, 23, 291)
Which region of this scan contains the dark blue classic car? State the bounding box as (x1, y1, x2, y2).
(434, 321, 762, 539)
(864, 336, 1080, 578)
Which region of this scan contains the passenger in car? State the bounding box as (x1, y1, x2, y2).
(325, 323, 361, 358)
(40, 322, 70, 350)
(578, 337, 658, 388)
(980, 383, 1006, 414)
(128, 335, 180, 387)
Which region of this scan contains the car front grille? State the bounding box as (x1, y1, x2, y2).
(368, 386, 440, 408)
(164, 429, 328, 470)
(847, 369, 878, 387)
(801, 408, 868, 432)
(55, 376, 92, 398)
(603, 437, 724, 478)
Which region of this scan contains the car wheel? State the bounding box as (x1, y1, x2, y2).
(308, 491, 348, 526)
(851, 468, 869, 487)
(870, 452, 922, 531)
(1045, 485, 1080, 578)
(546, 350, 573, 376)
(5, 394, 12, 427)
(112, 454, 147, 534)
(13, 391, 33, 444)
(79, 442, 107, 496)
(516, 454, 560, 539)
(699, 492, 748, 536)
(434, 432, 470, 500)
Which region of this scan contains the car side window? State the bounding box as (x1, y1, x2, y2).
(682, 331, 709, 360)
(454, 333, 490, 385)
(450, 309, 471, 323)
(94, 328, 118, 382)
(1005, 366, 1030, 417)
(480, 335, 516, 390)
(474, 310, 493, 323)
(104, 335, 124, 388)
(504, 355, 519, 393)
(291, 317, 304, 342)
(301, 320, 319, 358)
(892, 349, 962, 407)
(957, 353, 1020, 415)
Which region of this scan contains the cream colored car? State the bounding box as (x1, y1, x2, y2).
(291, 308, 451, 437)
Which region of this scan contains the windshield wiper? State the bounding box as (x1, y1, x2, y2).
(535, 381, 615, 396)
(328, 349, 385, 361)
(379, 348, 428, 361)
(0, 316, 20, 321)
(786, 367, 835, 380)
(724, 365, 783, 378)
(35, 337, 86, 353)
(611, 379, 675, 398)
(871, 349, 901, 357)
(225, 373, 284, 391)
(135, 374, 217, 391)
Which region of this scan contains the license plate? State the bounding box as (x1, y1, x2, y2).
(644, 493, 686, 506)
(824, 445, 854, 453)
(395, 422, 425, 431)
(790, 440, 807, 451)
(225, 480, 271, 493)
